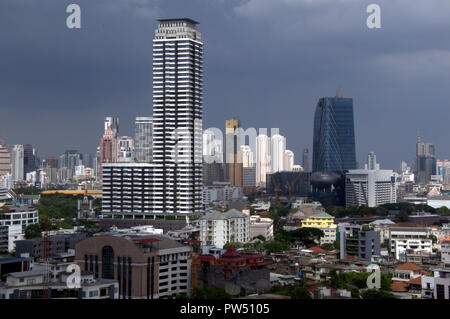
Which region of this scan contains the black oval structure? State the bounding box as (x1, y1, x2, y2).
(310, 171, 341, 188)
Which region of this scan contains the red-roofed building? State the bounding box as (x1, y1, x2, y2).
(196, 246, 270, 295)
(307, 247, 326, 254)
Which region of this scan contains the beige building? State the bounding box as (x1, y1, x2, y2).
(249, 215, 274, 241)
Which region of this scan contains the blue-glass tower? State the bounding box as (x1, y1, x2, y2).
(312, 97, 356, 173)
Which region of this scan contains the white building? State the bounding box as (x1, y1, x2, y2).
(0, 205, 39, 231)
(284, 150, 294, 172)
(152, 18, 203, 215)
(345, 169, 397, 207)
(271, 134, 286, 173)
(200, 209, 250, 248)
(441, 238, 450, 266)
(11, 145, 24, 182)
(202, 183, 243, 206)
(256, 134, 271, 186)
(422, 268, 450, 299)
(240, 145, 254, 168)
(249, 215, 274, 241)
(389, 226, 432, 260)
(135, 117, 153, 163)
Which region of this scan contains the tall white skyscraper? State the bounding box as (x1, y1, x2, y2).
(284, 149, 294, 172)
(240, 145, 254, 168)
(11, 145, 24, 181)
(271, 134, 286, 173)
(135, 117, 153, 162)
(152, 18, 203, 215)
(256, 135, 271, 186)
(203, 130, 222, 163)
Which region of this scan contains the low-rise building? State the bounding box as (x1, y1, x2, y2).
(301, 212, 337, 245)
(196, 246, 270, 295)
(339, 223, 381, 262)
(0, 205, 38, 231)
(389, 226, 432, 261)
(0, 262, 118, 299)
(200, 209, 250, 249)
(249, 215, 273, 241)
(421, 268, 450, 299)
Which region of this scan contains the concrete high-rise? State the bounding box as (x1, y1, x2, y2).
(0, 144, 10, 177)
(256, 135, 271, 186)
(284, 150, 294, 172)
(23, 144, 36, 175)
(271, 134, 286, 173)
(302, 148, 309, 172)
(364, 151, 379, 170)
(416, 135, 436, 184)
(312, 97, 356, 173)
(152, 18, 203, 215)
(135, 117, 153, 163)
(99, 126, 117, 181)
(11, 145, 24, 182)
(225, 119, 243, 187)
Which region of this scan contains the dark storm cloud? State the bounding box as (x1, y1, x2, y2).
(1, 0, 450, 169)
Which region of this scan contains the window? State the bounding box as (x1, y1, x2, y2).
(102, 246, 115, 280)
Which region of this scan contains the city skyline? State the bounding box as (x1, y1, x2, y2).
(2, 1, 450, 170)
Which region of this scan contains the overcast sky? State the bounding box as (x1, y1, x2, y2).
(1, 0, 450, 169)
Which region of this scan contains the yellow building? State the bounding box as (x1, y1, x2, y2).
(301, 212, 336, 228)
(301, 212, 337, 244)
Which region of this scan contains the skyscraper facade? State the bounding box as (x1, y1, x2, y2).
(0, 144, 10, 177)
(11, 145, 24, 182)
(23, 144, 36, 175)
(256, 134, 271, 186)
(365, 151, 379, 170)
(99, 126, 117, 181)
(225, 119, 243, 187)
(271, 134, 286, 173)
(134, 117, 153, 163)
(152, 18, 203, 215)
(302, 148, 309, 172)
(284, 150, 294, 172)
(416, 135, 436, 184)
(312, 97, 356, 173)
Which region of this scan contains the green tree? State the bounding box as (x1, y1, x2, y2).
(361, 289, 396, 299)
(24, 224, 43, 239)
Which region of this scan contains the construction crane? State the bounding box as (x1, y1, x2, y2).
(271, 175, 281, 203)
(42, 208, 51, 299)
(285, 174, 303, 201)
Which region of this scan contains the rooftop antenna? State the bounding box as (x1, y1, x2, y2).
(336, 85, 342, 98)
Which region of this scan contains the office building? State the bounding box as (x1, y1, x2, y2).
(202, 162, 224, 184)
(200, 209, 250, 248)
(240, 145, 254, 168)
(312, 97, 356, 173)
(201, 183, 242, 206)
(135, 117, 153, 163)
(104, 117, 119, 138)
(345, 169, 397, 207)
(23, 144, 36, 176)
(75, 234, 192, 299)
(422, 268, 450, 300)
(152, 18, 203, 215)
(59, 150, 82, 172)
(242, 167, 256, 194)
(416, 135, 436, 184)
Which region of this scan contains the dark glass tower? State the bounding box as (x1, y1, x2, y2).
(312, 97, 356, 173)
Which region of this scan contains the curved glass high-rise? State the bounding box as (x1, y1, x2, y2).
(312, 97, 356, 173)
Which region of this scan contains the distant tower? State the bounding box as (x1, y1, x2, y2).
(302, 148, 309, 172)
(365, 151, 378, 170)
(135, 117, 153, 162)
(225, 118, 243, 187)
